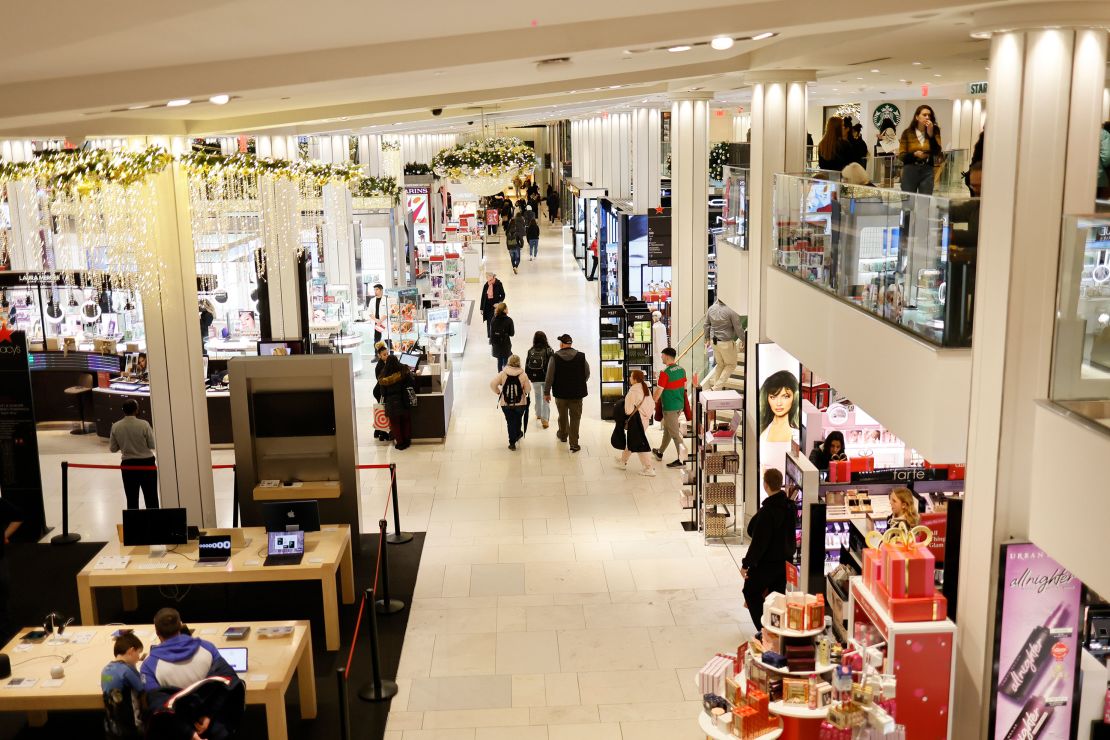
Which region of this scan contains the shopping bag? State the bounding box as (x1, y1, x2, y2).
(372, 404, 390, 432)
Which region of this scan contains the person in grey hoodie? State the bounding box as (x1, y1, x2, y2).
(141, 608, 239, 696)
(544, 333, 590, 452)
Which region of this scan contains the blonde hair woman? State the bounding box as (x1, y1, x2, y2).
(490, 354, 532, 451)
(615, 369, 657, 476)
(888, 487, 921, 530)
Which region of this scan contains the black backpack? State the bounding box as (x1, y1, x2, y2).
(500, 373, 524, 406)
(525, 348, 548, 381)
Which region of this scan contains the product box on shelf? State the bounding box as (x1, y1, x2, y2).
(871, 578, 947, 622)
(698, 654, 735, 695)
(862, 548, 883, 590)
(881, 541, 935, 599)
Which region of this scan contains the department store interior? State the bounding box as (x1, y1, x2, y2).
(0, 2, 1108, 739)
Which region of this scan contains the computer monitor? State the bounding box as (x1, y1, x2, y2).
(400, 352, 420, 369)
(257, 339, 305, 356)
(261, 500, 321, 533)
(122, 508, 189, 547)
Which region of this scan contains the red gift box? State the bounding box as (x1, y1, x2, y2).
(828, 460, 849, 483)
(882, 542, 935, 599)
(849, 456, 875, 473)
(862, 548, 883, 589)
(873, 578, 947, 622)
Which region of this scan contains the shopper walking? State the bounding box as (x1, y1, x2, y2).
(479, 272, 505, 338)
(615, 369, 657, 476)
(652, 347, 688, 468)
(741, 469, 797, 636)
(489, 302, 515, 372)
(848, 123, 869, 169)
(499, 197, 514, 230)
(545, 333, 590, 453)
(546, 187, 561, 224)
(817, 117, 851, 172)
(586, 236, 599, 281)
(525, 331, 555, 429)
(491, 355, 532, 451)
(898, 104, 943, 195)
(506, 210, 525, 273)
(887, 487, 921, 532)
(378, 354, 416, 450)
(525, 206, 541, 260)
(367, 283, 389, 346)
(702, 297, 744, 391)
(110, 399, 158, 510)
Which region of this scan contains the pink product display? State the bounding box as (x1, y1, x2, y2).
(698, 654, 736, 695)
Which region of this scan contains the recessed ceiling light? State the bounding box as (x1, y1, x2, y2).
(711, 36, 735, 51)
(934, 73, 942, 77)
(751, 32, 775, 41)
(870, 69, 881, 73)
(898, 79, 907, 83)
(912, 61, 922, 66)
(667, 45, 691, 53)
(832, 88, 839, 92)
(856, 77, 863, 80)
(208, 94, 230, 105)
(340, 116, 349, 121)
(608, 85, 623, 89)
(166, 99, 191, 107)
(127, 104, 151, 110)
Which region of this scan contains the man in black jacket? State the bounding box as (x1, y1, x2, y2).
(479, 273, 505, 338)
(544, 334, 590, 453)
(741, 469, 797, 635)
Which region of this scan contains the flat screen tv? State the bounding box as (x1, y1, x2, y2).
(252, 390, 337, 438)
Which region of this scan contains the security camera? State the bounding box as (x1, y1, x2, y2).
(431, 108, 443, 117)
(467, 120, 475, 126)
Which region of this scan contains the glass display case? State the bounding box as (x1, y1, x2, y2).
(720, 166, 750, 251)
(772, 174, 971, 347)
(599, 306, 627, 420)
(1051, 215, 1110, 427)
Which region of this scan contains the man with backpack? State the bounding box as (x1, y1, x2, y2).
(525, 331, 555, 429)
(544, 333, 590, 452)
(490, 354, 532, 451)
(525, 206, 541, 261)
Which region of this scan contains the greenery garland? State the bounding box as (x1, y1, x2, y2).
(179, 151, 362, 186)
(709, 142, 731, 181)
(0, 146, 172, 192)
(353, 175, 403, 202)
(431, 136, 536, 180)
(404, 162, 432, 176)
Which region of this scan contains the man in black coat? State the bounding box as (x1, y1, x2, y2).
(479, 273, 505, 338)
(741, 469, 797, 636)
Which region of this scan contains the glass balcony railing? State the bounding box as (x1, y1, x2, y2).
(1051, 215, 1110, 431)
(674, 313, 710, 385)
(719, 166, 750, 251)
(772, 173, 978, 347)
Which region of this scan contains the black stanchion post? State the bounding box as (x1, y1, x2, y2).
(231, 465, 239, 528)
(357, 588, 398, 702)
(375, 519, 405, 615)
(51, 461, 81, 545)
(336, 668, 351, 740)
(386, 463, 413, 545)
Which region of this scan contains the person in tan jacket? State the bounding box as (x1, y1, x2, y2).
(897, 104, 943, 195)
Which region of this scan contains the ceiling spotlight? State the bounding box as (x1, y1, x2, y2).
(934, 73, 942, 77)
(751, 32, 775, 41)
(711, 36, 735, 51)
(667, 45, 691, 53)
(870, 69, 880, 73)
(856, 77, 863, 80)
(912, 61, 922, 66)
(127, 104, 151, 110)
(166, 99, 191, 107)
(970, 31, 992, 39)
(208, 94, 230, 105)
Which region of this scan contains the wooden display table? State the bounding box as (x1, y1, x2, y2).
(0, 620, 314, 740)
(76, 526, 355, 650)
(252, 481, 342, 501)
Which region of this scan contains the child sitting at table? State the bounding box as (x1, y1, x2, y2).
(101, 631, 146, 739)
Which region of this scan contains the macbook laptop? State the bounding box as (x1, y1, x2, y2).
(196, 535, 232, 566)
(264, 530, 305, 567)
(218, 647, 248, 672)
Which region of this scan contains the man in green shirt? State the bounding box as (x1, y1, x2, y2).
(652, 347, 687, 468)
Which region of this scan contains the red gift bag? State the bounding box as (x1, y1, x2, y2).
(849, 456, 874, 473)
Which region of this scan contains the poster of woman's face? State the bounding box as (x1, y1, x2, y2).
(757, 343, 802, 502)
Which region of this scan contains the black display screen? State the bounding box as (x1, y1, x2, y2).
(122, 507, 188, 546)
(251, 390, 336, 438)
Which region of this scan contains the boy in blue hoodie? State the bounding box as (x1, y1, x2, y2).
(141, 608, 238, 696)
(101, 631, 145, 739)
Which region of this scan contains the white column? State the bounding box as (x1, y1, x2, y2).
(616, 113, 632, 200)
(632, 108, 661, 212)
(669, 94, 713, 344)
(590, 117, 603, 185)
(954, 22, 1107, 740)
(600, 115, 613, 192)
(320, 138, 356, 320)
(144, 137, 217, 525)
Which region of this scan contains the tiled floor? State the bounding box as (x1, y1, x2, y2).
(42, 219, 753, 740)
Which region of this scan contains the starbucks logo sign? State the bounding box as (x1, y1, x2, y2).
(872, 103, 901, 131)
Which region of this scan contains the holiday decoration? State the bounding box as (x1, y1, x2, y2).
(431, 137, 536, 196)
(709, 141, 731, 181)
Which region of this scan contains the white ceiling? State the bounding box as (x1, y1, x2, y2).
(0, 0, 1074, 141)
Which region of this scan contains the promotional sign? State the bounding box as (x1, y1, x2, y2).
(647, 211, 671, 266)
(756, 343, 802, 502)
(918, 512, 947, 564)
(404, 186, 430, 244)
(0, 330, 46, 540)
(872, 103, 902, 131)
(967, 81, 989, 95)
(989, 542, 1082, 740)
(851, 467, 946, 483)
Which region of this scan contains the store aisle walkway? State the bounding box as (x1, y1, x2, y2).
(378, 221, 752, 740)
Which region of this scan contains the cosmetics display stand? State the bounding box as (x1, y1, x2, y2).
(698, 705, 783, 739)
(698, 389, 744, 543)
(847, 576, 956, 738)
